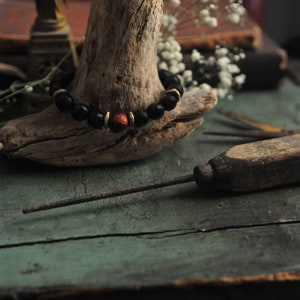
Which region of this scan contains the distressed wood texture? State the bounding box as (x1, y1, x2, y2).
(0, 0, 216, 166)
(1, 80, 300, 298)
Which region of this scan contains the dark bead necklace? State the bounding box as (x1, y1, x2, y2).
(49, 69, 184, 133)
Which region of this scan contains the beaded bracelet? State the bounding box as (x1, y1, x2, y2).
(49, 69, 184, 133)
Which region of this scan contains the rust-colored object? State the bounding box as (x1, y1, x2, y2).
(174, 271, 300, 286)
(204, 109, 300, 139)
(217, 109, 284, 132)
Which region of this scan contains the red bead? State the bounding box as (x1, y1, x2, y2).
(109, 113, 128, 132)
(115, 113, 128, 126)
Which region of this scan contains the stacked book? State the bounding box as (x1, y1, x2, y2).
(0, 0, 287, 89)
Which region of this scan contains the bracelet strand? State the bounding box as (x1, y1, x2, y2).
(49, 69, 184, 133)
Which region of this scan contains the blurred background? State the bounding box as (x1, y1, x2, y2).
(245, 0, 300, 54)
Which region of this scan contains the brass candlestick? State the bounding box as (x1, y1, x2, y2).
(33, 0, 67, 31)
(27, 0, 78, 112)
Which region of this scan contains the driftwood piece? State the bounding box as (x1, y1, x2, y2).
(0, 0, 216, 167)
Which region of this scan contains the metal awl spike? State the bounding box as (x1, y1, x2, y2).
(22, 174, 195, 214)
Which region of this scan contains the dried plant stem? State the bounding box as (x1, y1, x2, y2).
(0, 39, 82, 104)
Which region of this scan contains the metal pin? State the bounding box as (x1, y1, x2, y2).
(22, 174, 195, 214)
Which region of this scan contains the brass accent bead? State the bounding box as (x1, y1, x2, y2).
(104, 112, 111, 129)
(52, 88, 68, 100)
(128, 112, 135, 127)
(166, 88, 181, 100)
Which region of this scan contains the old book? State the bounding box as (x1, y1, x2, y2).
(0, 0, 262, 54)
(167, 0, 262, 51)
(237, 32, 288, 89)
(0, 0, 285, 89)
(166, 0, 286, 88)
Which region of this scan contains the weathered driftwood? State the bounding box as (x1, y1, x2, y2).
(0, 0, 216, 167)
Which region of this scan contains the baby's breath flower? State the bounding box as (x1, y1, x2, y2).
(191, 49, 202, 62)
(158, 61, 168, 70)
(208, 56, 216, 64)
(199, 83, 212, 91)
(215, 88, 227, 98)
(217, 56, 231, 67)
(160, 50, 173, 60)
(219, 73, 233, 88)
(239, 52, 246, 59)
(226, 1, 246, 24)
(184, 70, 193, 77)
(161, 14, 178, 35)
(170, 0, 181, 7)
(203, 16, 218, 27)
(235, 73, 246, 85)
(24, 85, 34, 93)
(225, 64, 240, 74)
(199, 9, 210, 18)
(157, 42, 165, 52)
(177, 62, 186, 72)
(174, 52, 183, 61)
(215, 47, 229, 57)
(228, 13, 240, 23)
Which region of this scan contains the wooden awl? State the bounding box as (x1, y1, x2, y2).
(23, 134, 300, 213)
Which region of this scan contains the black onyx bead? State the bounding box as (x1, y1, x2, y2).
(55, 92, 74, 111)
(158, 69, 181, 89)
(168, 74, 181, 86)
(71, 103, 89, 121)
(160, 94, 178, 111)
(158, 69, 171, 87)
(167, 83, 184, 97)
(133, 110, 149, 127)
(147, 103, 165, 120)
(88, 111, 104, 129)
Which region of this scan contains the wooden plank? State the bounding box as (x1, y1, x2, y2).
(1, 224, 300, 291)
(1, 81, 300, 247)
(2, 169, 300, 247)
(1, 80, 300, 295)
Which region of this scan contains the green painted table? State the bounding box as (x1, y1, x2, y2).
(1, 80, 300, 299)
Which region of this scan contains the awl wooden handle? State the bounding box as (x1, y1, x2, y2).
(194, 134, 300, 192)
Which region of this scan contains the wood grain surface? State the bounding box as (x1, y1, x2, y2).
(1, 80, 300, 298)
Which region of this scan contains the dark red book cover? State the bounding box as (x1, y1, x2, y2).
(167, 0, 262, 51)
(0, 0, 286, 89)
(0, 0, 262, 54)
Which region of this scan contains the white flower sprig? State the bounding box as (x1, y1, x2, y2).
(158, 0, 247, 99)
(226, 0, 246, 24)
(157, 36, 185, 75)
(161, 0, 246, 38)
(193, 46, 246, 99)
(0, 39, 83, 115)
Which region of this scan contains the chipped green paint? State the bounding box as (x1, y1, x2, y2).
(1, 80, 300, 295)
